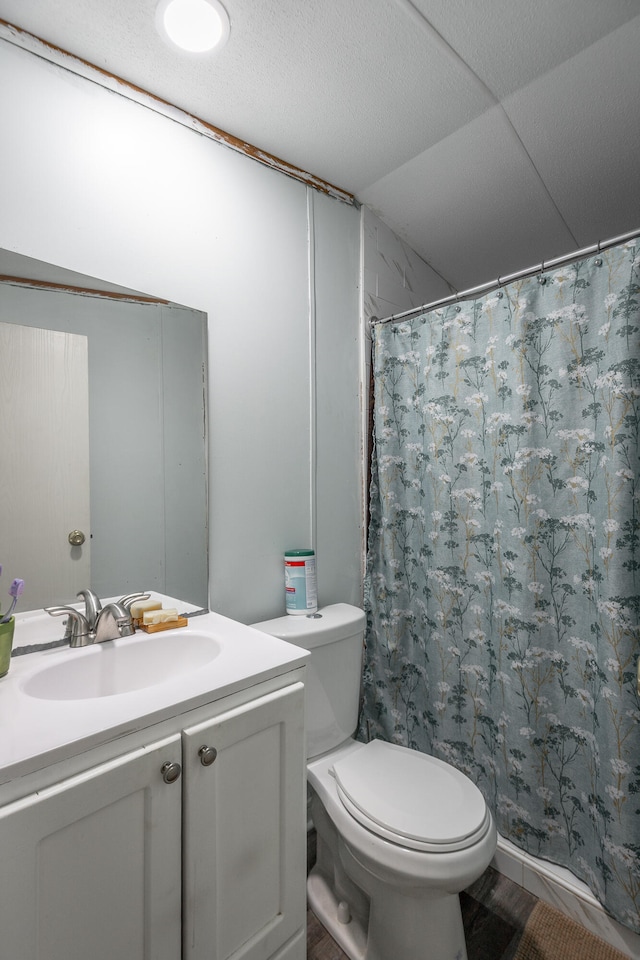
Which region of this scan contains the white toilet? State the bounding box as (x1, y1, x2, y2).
(252, 603, 497, 960)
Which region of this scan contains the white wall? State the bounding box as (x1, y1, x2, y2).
(0, 38, 362, 623)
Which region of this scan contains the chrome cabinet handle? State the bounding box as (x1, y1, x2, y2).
(198, 745, 217, 766)
(161, 761, 182, 784)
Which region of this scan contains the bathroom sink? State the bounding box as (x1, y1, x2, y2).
(20, 630, 221, 700)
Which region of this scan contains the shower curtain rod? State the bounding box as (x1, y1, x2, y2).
(370, 226, 640, 326)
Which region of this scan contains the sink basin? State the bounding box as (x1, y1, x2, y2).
(20, 630, 221, 700)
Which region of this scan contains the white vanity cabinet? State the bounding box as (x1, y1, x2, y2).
(0, 674, 306, 960)
(182, 681, 306, 960)
(0, 733, 183, 960)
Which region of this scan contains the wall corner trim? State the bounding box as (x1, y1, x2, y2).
(0, 18, 356, 207)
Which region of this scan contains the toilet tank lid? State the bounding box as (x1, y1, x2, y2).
(251, 603, 365, 649)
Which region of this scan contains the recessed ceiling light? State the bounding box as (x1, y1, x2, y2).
(156, 0, 230, 54)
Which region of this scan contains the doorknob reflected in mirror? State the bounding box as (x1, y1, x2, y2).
(68, 530, 86, 546)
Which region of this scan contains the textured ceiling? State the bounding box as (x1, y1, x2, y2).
(1, 0, 639, 292)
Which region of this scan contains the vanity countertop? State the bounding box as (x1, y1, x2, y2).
(0, 596, 308, 786)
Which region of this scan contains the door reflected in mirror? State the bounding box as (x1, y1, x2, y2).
(0, 250, 208, 610)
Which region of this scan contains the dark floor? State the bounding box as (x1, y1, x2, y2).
(459, 865, 539, 960)
(307, 856, 539, 960)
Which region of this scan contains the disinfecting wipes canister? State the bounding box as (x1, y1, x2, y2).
(284, 549, 317, 615)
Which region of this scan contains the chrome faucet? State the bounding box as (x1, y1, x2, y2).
(76, 588, 102, 632)
(94, 601, 135, 643)
(45, 591, 150, 647)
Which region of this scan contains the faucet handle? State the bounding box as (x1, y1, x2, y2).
(45, 606, 92, 647)
(118, 593, 151, 610)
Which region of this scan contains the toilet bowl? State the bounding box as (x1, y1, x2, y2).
(307, 738, 496, 960)
(251, 604, 497, 960)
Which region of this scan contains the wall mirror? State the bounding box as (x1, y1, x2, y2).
(0, 249, 208, 611)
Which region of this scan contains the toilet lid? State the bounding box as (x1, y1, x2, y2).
(331, 740, 487, 847)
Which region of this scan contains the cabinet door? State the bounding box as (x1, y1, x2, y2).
(183, 682, 306, 960)
(0, 734, 182, 960)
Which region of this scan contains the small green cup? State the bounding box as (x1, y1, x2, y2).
(0, 617, 15, 678)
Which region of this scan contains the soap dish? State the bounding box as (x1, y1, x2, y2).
(140, 616, 188, 634)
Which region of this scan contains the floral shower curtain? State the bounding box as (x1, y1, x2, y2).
(359, 238, 640, 932)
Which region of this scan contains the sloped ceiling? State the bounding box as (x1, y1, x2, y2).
(1, 0, 638, 294)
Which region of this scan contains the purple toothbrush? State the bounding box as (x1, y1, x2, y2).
(1, 579, 25, 624)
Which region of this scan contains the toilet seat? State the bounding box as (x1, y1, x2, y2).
(331, 739, 490, 853)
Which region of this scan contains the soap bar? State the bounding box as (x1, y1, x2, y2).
(143, 607, 179, 625)
(130, 599, 161, 625)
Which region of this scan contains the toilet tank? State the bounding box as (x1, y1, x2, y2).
(251, 603, 365, 760)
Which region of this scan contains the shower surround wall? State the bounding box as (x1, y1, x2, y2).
(362, 206, 452, 326)
(361, 208, 453, 497)
(0, 33, 361, 625)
